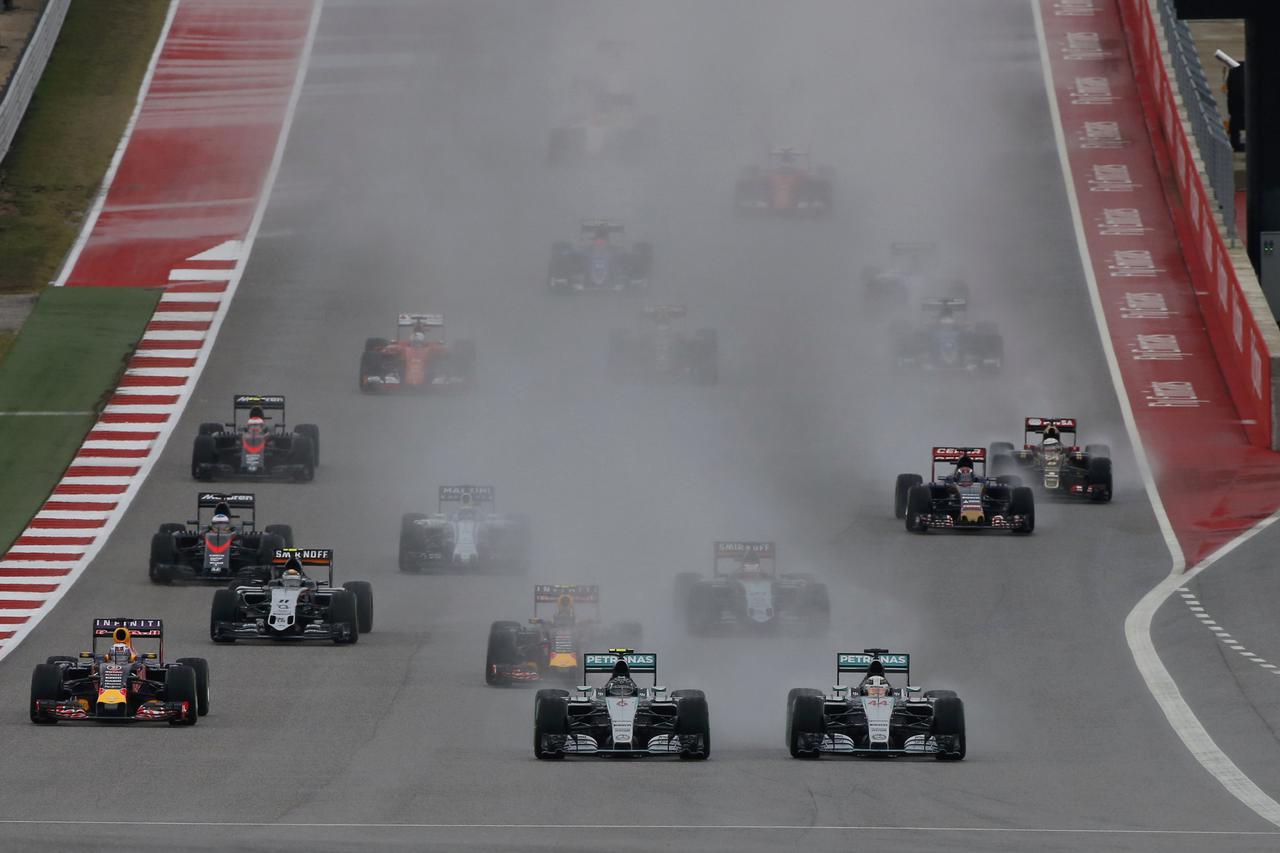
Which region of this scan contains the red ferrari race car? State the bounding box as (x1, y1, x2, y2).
(734, 147, 833, 216)
(359, 313, 476, 393)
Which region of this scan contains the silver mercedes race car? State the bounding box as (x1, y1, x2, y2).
(674, 542, 829, 635)
(398, 485, 531, 573)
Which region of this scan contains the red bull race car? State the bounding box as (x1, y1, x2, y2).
(990, 417, 1112, 502)
(148, 492, 293, 584)
(191, 395, 319, 482)
(360, 313, 476, 393)
(895, 447, 1034, 533)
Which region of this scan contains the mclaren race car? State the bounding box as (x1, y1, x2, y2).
(360, 313, 476, 393)
(895, 447, 1034, 533)
(674, 542, 830, 635)
(547, 220, 652, 293)
(607, 305, 717, 384)
(892, 297, 1003, 371)
(533, 650, 709, 759)
(148, 492, 292, 584)
(399, 485, 531, 573)
(734, 147, 833, 216)
(486, 585, 642, 686)
(210, 549, 373, 644)
(787, 649, 965, 759)
(191, 395, 319, 482)
(990, 417, 1112, 502)
(30, 618, 207, 726)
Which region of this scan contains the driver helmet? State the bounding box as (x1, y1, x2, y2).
(108, 642, 133, 665)
(246, 415, 265, 431)
(862, 675, 890, 698)
(1042, 436, 1061, 452)
(281, 567, 304, 588)
(1043, 425, 1060, 441)
(553, 594, 575, 626)
(210, 512, 233, 535)
(410, 329, 427, 347)
(741, 556, 762, 574)
(955, 458, 976, 486)
(604, 675, 638, 697)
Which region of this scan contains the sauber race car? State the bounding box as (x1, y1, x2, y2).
(191, 395, 319, 482)
(990, 417, 1112, 502)
(892, 297, 1003, 372)
(896, 447, 1034, 533)
(148, 493, 293, 584)
(210, 549, 373, 644)
(534, 650, 709, 760)
(674, 542, 830, 636)
(787, 649, 965, 760)
(30, 618, 207, 726)
(548, 220, 653, 293)
(486, 585, 642, 686)
(399, 485, 531, 573)
(360, 313, 476, 393)
(734, 147, 833, 216)
(608, 305, 717, 385)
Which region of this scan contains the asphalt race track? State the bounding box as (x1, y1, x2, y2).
(0, 2, 1276, 851)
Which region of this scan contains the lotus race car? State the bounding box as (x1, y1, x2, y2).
(990, 417, 1112, 502)
(734, 147, 833, 216)
(486, 584, 642, 686)
(399, 485, 531, 573)
(148, 493, 293, 584)
(674, 542, 830, 635)
(895, 447, 1034, 533)
(892, 297, 1003, 372)
(191, 395, 319, 482)
(608, 305, 717, 384)
(787, 649, 965, 759)
(30, 618, 207, 726)
(360, 313, 476, 393)
(548, 220, 652, 293)
(534, 650, 710, 759)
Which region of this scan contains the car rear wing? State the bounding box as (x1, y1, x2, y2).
(643, 305, 686, 323)
(768, 147, 811, 167)
(233, 394, 285, 411)
(534, 584, 599, 604)
(931, 447, 985, 481)
(1024, 417, 1078, 442)
(197, 492, 254, 509)
(273, 548, 334, 585)
(836, 650, 910, 684)
(439, 485, 495, 511)
(398, 313, 444, 327)
(583, 649, 657, 682)
(93, 618, 163, 638)
(580, 219, 624, 234)
(920, 296, 966, 314)
(714, 541, 776, 576)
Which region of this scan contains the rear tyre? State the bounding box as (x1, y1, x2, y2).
(534, 692, 569, 759)
(165, 665, 199, 726)
(288, 435, 315, 482)
(329, 590, 359, 644)
(177, 657, 211, 716)
(675, 694, 710, 760)
(789, 694, 825, 758)
(343, 581, 374, 633)
(1010, 486, 1035, 533)
(359, 351, 382, 392)
(294, 424, 320, 465)
(932, 696, 966, 760)
(485, 620, 521, 686)
(45, 655, 76, 666)
(989, 441, 1015, 456)
(923, 689, 957, 700)
(158, 522, 185, 535)
(149, 532, 178, 584)
(399, 513, 428, 572)
(894, 473, 923, 518)
(1084, 443, 1111, 459)
(210, 588, 238, 643)
(364, 337, 390, 352)
(1087, 456, 1113, 503)
(905, 484, 932, 533)
(264, 524, 294, 548)
(30, 664, 63, 724)
(197, 422, 223, 436)
(191, 435, 217, 480)
(786, 688, 823, 748)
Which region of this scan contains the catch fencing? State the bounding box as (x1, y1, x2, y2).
(0, 0, 69, 166)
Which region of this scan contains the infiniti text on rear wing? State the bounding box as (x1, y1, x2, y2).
(534, 584, 599, 604)
(93, 618, 163, 638)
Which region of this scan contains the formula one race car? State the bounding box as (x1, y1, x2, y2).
(148, 493, 292, 584)
(895, 447, 1034, 533)
(534, 649, 710, 759)
(787, 649, 965, 760)
(607, 305, 717, 385)
(892, 297, 1003, 372)
(990, 417, 1112, 502)
(210, 549, 373, 644)
(674, 542, 830, 635)
(191, 395, 319, 482)
(734, 147, 833, 216)
(399, 485, 532, 573)
(486, 584, 643, 686)
(548, 220, 653, 293)
(30, 618, 207, 726)
(547, 91, 658, 165)
(862, 242, 969, 310)
(360, 313, 476, 393)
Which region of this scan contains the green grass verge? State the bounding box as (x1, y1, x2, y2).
(0, 288, 159, 548)
(0, 0, 170, 294)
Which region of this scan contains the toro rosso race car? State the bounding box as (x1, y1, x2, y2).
(674, 542, 830, 636)
(30, 619, 207, 726)
(734, 147, 833, 216)
(148, 493, 293, 584)
(608, 305, 717, 385)
(210, 549, 373, 644)
(895, 447, 1034, 533)
(191, 395, 319, 482)
(360, 313, 476, 393)
(990, 418, 1112, 502)
(534, 650, 710, 760)
(892, 297, 1003, 372)
(787, 650, 965, 760)
(399, 485, 532, 573)
(548, 220, 653, 293)
(486, 584, 642, 686)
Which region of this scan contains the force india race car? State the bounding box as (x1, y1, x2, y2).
(399, 485, 532, 573)
(548, 220, 653, 293)
(30, 618, 208, 726)
(360, 313, 476, 393)
(674, 542, 830, 636)
(990, 417, 1113, 502)
(892, 296, 1003, 372)
(486, 584, 643, 686)
(734, 147, 833, 216)
(533, 650, 710, 760)
(210, 549, 373, 644)
(895, 447, 1034, 533)
(191, 395, 319, 482)
(787, 650, 965, 760)
(608, 305, 717, 385)
(148, 492, 293, 584)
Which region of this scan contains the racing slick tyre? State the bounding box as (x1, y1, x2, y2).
(923, 689, 957, 700)
(158, 522, 185, 535)
(547, 241, 575, 291)
(789, 694, 825, 758)
(694, 329, 718, 385)
(931, 696, 966, 760)
(198, 422, 223, 436)
(210, 589, 239, 643)
(329, 590, 359, 644)
(989, 441, 1015, 456)
(1010, 486, 1035, 533)
(255, 533, 287, 573)
(177, 657, 211, 716)
(190, 435, 217, 480)
(1085, 443, 1112, 459)
(534, 691, 569, 759)
(675, 693, 710, 760)
(343, 581, 374, 633)
(149, 531, 178, 584)
(359, 350, 382, 393)
(894, 473, 923, 518)
(399, 513, 428, 573)
(45, 656, 76, 666)
(264, 524, 294, 548)
(485, 621, 521, 686)
(1086, 456, 1113, 503)
(30, 664, 63, 724)
(365, 337, 390, 352)
(294, 424, 320, 465)
(905, 484, 932, 533)
(786, 688, 823, 748)
(288, 435, 316, 482)
(989, 453, 1016, 479)
(164, 664, 199, 726)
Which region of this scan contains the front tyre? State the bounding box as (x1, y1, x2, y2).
(534, 692, 569, 759)
(675, 694, 710, 760)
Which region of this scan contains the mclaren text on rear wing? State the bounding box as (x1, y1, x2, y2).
(398, 313, 444, 327)
(583, 651, 656, 673)
(233, 394, 285, 410)
(198, 492, 255, 508)
(535, 584, 600, 604)
(93, 618, 163, 638)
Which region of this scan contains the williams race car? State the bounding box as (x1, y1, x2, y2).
(548, 220, 652, 293)
(148, 493, 292, 584)
(608, 305, 717, 385)
(30, 618, 207, 726)
(533, 649, 709, 759)
(360, 313, 476, 393)
(990, 417, 1112, 502)
(892, 297, 1003, 372)
(787, 649, 965, 759)
(548, 90, 658, 165)
(486, 584, 642, 686)
(210, 549, 373, 644)
(734, 147, 833, 216)
(399, 485, 531, 573)
(191, 395, 319, 482)
(895, 447, 1034, 533)
(674, 542, 830, 636)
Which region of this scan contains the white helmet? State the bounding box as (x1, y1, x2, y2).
(210, 512, 232, 533)
(863, 675, 889, 697)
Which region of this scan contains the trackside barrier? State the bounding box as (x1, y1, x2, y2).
(1117, 0, 1280, 450)
(0, 0, 69, 166)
